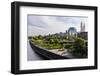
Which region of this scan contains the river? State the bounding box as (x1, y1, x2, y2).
(27, 41, 44, 61)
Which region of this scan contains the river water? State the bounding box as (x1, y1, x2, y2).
(27, 42, 44, 61)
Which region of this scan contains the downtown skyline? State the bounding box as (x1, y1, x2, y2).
(28, 15, 88, 36)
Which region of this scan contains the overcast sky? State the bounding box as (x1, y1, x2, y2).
(28, 15, 88, 36)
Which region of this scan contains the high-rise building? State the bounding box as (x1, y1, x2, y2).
(80, 22, 85, 32)
(78, 22, 87, 40)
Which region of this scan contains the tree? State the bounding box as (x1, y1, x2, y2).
(72, 37, 87, 58)
(49, 38, 54, 44)
(54, 38, 59, 44)
(38, 35, 43, 40)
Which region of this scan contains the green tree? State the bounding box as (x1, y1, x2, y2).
(72, 37, 87, 58)
(49, 38, 54, 44)
(38, 35, 43, 40)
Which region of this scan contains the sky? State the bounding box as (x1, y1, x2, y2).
(27, 15, 88, 36)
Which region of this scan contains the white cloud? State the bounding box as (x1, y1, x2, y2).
(28, 15, 88, 36)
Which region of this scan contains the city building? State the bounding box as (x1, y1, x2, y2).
(80, 22, 85, 32)
(44, 22, 87, 41)
(78, 22, 88, 40)
(68, 27, 77, 37)
(77, 32, 88, 40)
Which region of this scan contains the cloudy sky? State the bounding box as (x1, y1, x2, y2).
(27, 15, 88, 36)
